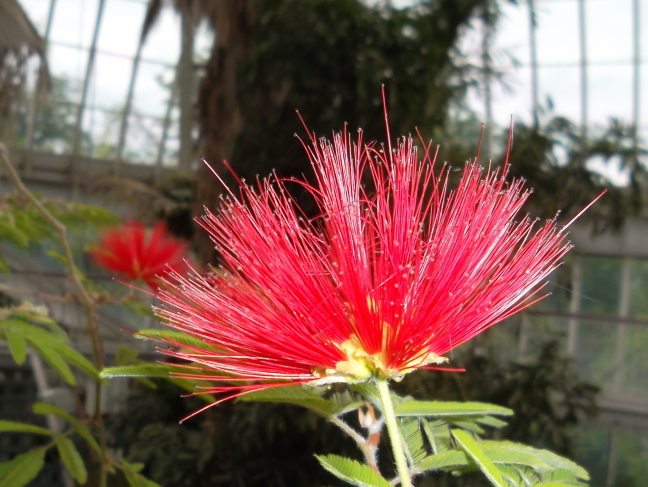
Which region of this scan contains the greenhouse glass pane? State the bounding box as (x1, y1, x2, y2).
(139, 5, 180, 64)
(96, 0, 145, 58)
(492, 1, 530, 68)
(614, 427, 648, 487)
(640, 65, 647, 126)
(537, 66, 580, 121)
(619, 325, 648, 399)
(586, 0, 633, 64)
(580, 257, 622, 315)
(521, 314, 567, 360)
(49, 0, 100, 49)
(131, 61, 175, 119)
(642, 0, 648, 64)
(124, 115, 164, 164)
(573, 424, 609, 486)
(48, 44, 88, 101)
(161, 106, 180, 167)
(534, 0, 580, 66)
(588, 65, 634, 126)
(18, 0, 51, 34)
(90, 53, 133, 111)
(82, 108, 119, 159)
(491, 66, 534, 125)
(630, 260, 648, 319)
(574, 320, 616, 392)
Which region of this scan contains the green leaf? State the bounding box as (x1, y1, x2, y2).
(32, 403, 101, 455)
(422, 419, 451, 454)
(315, 455, 392, 487)
(0, 219, 30, 247)
(474, 415, 508, 428)
(33, 402, 77, 424)
(395, 401, 513, 418)
(446, 418, 485, 434)
(0, 448, 45, 487)
(100, 363, 183, 379)
(416, 450, 470, 471)
(14, 312, 68, 339)
(52, 342, 101, 380)
(134, 329, 218, 351)
(350, 383, 383, 409)
(54, 436, 87, 484)
(242, 385, 362, 417)
(121, 459, 163, 487)
(2, 319, 67, 344)
(115, 345, 141, 365)
(0, 420, 54, 436)
(452, 430, 507, 487)
(480, 443, 552, 471)
(480, 441, 589, 481)
(27, 337, 76, 385)
(5, 327, 27, 364)
(400, 417, 427, 466)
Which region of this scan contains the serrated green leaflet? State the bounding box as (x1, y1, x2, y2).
(33, 402, 77, 424)
(480, 441, 589, 481)
(27, 337, 76, 384)
(480, 444, 552, 471)
(316, 455, 392, 487)
(446, 418, 485, 434)
(135, 329, 217, 351)
(121, 459, 163, 487)
(115, 345, 140, 365)
(242, 385, 362, 416)
(422, 419, 451, 454)
(33, 402, 102, 455)
(52, 342, 100, 379)
(3, 320, 67, 344)
(4, 326, 27, 364)
(474, 415, 508, 428)
(54, 436, 87, 484)
(395, 401, 513, 417)
(400, 418, 427, 466)
(416, 450, 470, 471)
(100, 363, 184, 379)
(453, 430, 507, 487)
(0, 448, 45, 487)
(0, 420, 54, 436)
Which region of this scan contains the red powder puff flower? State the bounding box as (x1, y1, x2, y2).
(153, 122, 599, 409)
(89, 221, 188, 289)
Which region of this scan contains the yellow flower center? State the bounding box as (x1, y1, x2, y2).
(311, 335, 448, 385)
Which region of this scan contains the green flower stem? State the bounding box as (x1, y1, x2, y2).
(376, 379, 413, 487)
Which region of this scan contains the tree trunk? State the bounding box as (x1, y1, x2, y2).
(195, 1, 253, 264)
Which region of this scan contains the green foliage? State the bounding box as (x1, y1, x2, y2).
(507, 115, 647, 229)
(0, 448, 45, 487)
(102, 347, 216, 403)
(54, 436, 87, 484)
(120, 459, 164, 487)
(395, 401, 513, 418)
(0, 194, 118, 247)
(452, 430, 507, 487)
(0, 302, 100, 384)
(242, 385, 363, 417)
(316, 454, 392, 487)
(32, 402, 101, 455)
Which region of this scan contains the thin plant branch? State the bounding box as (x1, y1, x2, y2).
(0, 142, 110, 487)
